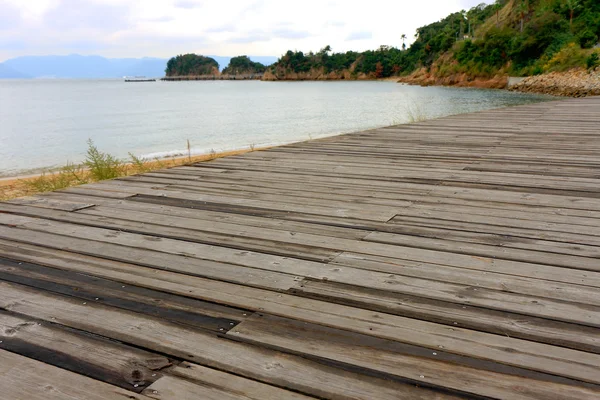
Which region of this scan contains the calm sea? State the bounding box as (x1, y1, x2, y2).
(0, 79, 551, 177)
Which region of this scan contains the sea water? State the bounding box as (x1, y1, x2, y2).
(0, 79, 551, 177)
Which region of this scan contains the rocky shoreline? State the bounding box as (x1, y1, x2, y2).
(396, 66, 600, 97)
(396, 68, 509, 89)
(508, 68, 600, 97)
(262, 66, 600, 98)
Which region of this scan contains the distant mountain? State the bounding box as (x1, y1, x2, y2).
(0, 63, 30, 78)
(0, 54, 279, 79)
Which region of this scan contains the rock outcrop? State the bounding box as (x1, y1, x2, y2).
(396, 67, 509, 89)
(509, 68, 600, 97)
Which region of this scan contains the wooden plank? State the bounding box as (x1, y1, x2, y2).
(0, 257, 244, 331)
(373, 222, 600, 257)
(363, 231, 600, 271)
(0, 202, 341, 263)
(0, 349, 153, 400)
(4, 212, 600, 292)
(0, 221, 303, 292)
(387, 214, 600, 247)
(228, 314, 600, 400)
(0, 257, 598, 385)
(7, 196, 95, 211)
(0, 281, 462, 400)
(145, 364, 316, 400)
(292, 279, 600, 353)
(0, 311, 171, 391)
(73, 180, 400, 222)
(3, 221, 600, 328)
(44, 192, 372, 240)
(391, 204, 600, 237)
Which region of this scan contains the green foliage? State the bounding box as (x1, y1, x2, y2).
(223, 56, 266, 75)
(165, 54, 219, 76)
(270, 0, 600, 79)
(587, 51, 600, 69)
(544, 42, 587, 71)
(128, 152, 153, 173)
(578, 29, 598, 48)
(453, 0, 600, 76)
(24, 163, 88, 193)
(84, 139, 124, 181)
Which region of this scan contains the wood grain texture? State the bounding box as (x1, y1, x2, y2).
(0, 349, 153, 400)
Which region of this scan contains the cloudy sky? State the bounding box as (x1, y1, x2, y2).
(0, 0, 492, 61)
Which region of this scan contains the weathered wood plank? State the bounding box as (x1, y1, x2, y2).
(1, 265, 599, 385)
(4, 239, 598, 353)
(228, 314, 600, 400)
(291, 279, 600, 353)
(0, 311, 171, 391)
(0, 281, 464, 400)
(3, 221, 599, 328)
(145, 364, 316, 400)
(7, 196, 95, 211)
(0, 257, 244, 331)
(0, 349, 153, 400)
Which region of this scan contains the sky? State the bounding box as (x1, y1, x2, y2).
(0, 0, 493, 62)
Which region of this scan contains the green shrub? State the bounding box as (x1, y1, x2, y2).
(578, 30, 599, 49)
(84, 139, 124, 181)
(587, 51, 600, 69)
(544, 43, 587, 71)
(24, 163, 88, 193)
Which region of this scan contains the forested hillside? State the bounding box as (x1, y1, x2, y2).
(267, 0, 600, 81)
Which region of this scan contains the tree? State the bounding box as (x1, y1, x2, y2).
(374, 62, 384, 78)
(516, 0, 529, 33)
(401, 34, 407, 50)
(565, 0, 579, 32)
(318, 45, 332, 55)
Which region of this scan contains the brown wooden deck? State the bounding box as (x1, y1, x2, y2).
(1, 96, 600, 399)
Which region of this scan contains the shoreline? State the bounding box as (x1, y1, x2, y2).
(0, 147, 270, 201)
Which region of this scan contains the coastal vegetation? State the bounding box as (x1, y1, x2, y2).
(165, 54, 219, 76)
(222, 56, 266, 75)
(0, 141, 256, 201)
(266, 0, 600, 81)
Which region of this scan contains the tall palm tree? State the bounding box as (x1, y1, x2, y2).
(517, 0, 529, 33)
(565, 0, 579, 32)
(401, 34, 407, 50)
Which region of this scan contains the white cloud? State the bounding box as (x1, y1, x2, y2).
(0, 0, 494, 61)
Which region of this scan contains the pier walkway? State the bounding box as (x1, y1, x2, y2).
(1, 97, 600, 399)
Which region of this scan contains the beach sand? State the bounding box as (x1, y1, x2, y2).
(0, 147, 266, 201)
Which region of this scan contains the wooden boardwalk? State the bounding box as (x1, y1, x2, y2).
(1, 96, 600, 399)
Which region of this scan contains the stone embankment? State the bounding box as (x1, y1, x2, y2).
(509, 68, 600, 97)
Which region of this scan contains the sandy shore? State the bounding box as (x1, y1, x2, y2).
(0, 147, 268, 200)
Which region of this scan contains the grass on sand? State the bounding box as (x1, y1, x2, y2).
(0, 140, 258, 201)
